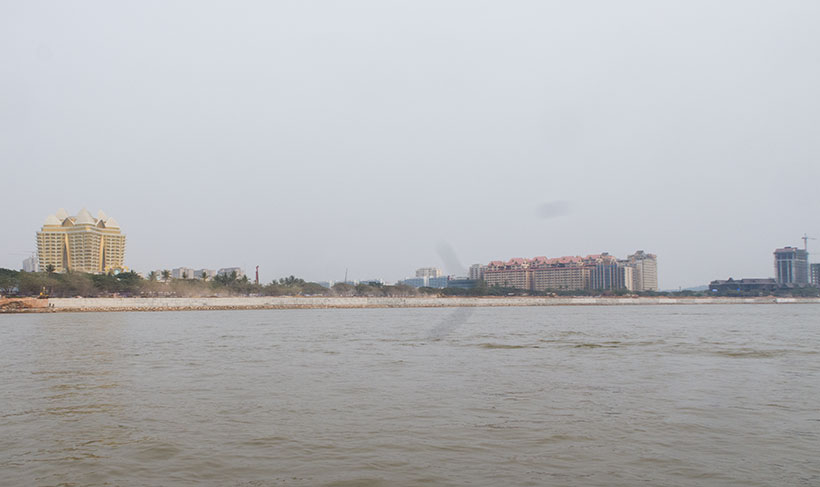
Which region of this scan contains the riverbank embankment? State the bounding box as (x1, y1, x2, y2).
(3, 295, 815, 313)
(0, 298, 49, 312)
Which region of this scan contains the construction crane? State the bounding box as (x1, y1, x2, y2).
(802, 233, 817, 251)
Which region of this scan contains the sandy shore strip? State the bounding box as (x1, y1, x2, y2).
(0, 296, 815, 313)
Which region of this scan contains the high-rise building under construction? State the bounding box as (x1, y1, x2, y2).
(774, 247, 809, 285)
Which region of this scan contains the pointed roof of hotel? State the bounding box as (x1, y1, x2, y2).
(75, 208, 96, 225)
(44, 214, 61, 226)
(104, 217, 120, 228)
(55, 208, 69, 221)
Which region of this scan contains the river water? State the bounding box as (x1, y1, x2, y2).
(1, 305, 818, 486)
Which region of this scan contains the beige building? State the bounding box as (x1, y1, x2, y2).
(37, 208, 126, 274)
(620, 265, 635, 292)
(532, 266, 590, 291)
(483, 258, 532, 289)
(484, 268, 531, 289)
(628, 251, 658, 291)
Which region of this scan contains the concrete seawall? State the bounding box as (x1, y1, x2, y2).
(35, 296, 820, 312)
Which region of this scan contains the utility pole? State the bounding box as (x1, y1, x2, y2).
(255, 265, 259, 285)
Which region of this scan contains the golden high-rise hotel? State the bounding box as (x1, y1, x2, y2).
(37, 208, 126, 274)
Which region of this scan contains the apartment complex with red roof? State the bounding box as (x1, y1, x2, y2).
(482, 251, 658, 292)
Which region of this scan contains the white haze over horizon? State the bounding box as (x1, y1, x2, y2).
(2, 1, 819, 289)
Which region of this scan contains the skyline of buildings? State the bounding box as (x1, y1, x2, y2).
(18, 212, 818, 290)
(481, 250, 659, 293)
(709, 244, 815, 293)
(36, 209, 126, 274)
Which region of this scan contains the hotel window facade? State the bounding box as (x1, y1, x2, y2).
(37, 208, 126, 274)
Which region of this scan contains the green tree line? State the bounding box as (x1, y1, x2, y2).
(0, 269, 422, 298)
(2, 268, 816, 298)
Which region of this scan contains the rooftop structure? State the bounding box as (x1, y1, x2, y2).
(37, 208, 126, 274)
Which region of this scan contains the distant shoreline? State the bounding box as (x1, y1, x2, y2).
(2, 296, 819, 313)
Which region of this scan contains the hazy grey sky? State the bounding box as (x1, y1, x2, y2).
(2, 1, 819, 288)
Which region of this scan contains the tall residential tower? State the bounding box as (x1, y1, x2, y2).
(628, 250, 659, 292)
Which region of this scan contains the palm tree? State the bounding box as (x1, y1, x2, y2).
(45, 264, 56, 274)
(161, 270, 171, 282)
(148, 271, 157, 282)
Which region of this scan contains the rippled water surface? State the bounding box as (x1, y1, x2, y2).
(2, 305, 819, 486)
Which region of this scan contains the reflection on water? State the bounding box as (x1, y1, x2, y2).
(1, 305, 819, 486)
